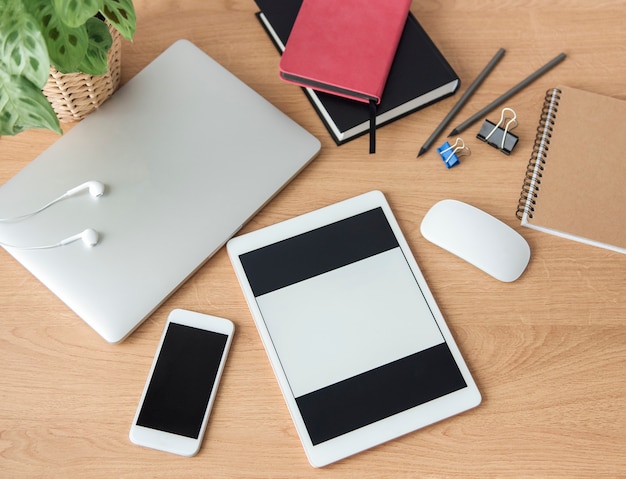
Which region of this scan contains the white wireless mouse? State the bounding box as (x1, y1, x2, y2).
(420, 199, 530, 282)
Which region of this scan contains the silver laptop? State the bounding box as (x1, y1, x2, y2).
(0, 40, 320, 343)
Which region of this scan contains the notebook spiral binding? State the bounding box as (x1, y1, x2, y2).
(515, 88, 562, 220)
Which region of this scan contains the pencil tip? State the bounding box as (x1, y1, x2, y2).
(417, 147, 426, 157)
(448, 129, 458, 137)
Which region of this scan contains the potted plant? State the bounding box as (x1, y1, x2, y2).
(0, 0, 136, 136)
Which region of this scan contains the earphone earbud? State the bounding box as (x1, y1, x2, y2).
(0, 180, 105, 222)
(59, 228, 100, 247)
(65, 181, 105, 199)
(0, 228, 100, 250)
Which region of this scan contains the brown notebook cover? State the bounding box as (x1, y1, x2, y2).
(516, 85, 626, 254)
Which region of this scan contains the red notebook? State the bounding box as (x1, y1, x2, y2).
(279, 0, 412, 153)
(279, 0, 411, 104)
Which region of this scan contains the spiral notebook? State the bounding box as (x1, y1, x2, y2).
(516, 85, 626, 254)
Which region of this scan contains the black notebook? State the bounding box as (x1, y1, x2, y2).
(255, 0, 460, 145)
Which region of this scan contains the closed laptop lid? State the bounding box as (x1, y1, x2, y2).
(0, 39, 320, 343)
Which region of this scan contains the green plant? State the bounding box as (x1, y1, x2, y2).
(0, 0, 136, 136)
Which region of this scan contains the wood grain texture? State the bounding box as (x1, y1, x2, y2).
(1, 1, 625, 477)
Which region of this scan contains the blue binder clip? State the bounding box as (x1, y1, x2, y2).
(437, 138, 470, 168)
(477, 107, 519, 155)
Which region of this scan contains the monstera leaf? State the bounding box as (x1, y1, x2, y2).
(51, 0, 102, 28)
(26, 0, 88, 73)
(102, 0, 136, 41)
(0, 0, 50, 88)
(0, 70, 62, 135)
(77, 17, 113, 75)
(27, 0, 132, 75)
(0, 0, 61, 135)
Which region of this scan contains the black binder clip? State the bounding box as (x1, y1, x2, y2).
(477, 107, 519, 155)
(437, 138, 470, 168)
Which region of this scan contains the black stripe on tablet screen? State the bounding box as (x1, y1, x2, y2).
(296, 342, 466, 445)
(238, 207, 398, 297)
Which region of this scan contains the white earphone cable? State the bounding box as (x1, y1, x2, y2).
(0, 228, 99, 250)
(0, 181, 104, 223)
(0, 238, 68, 250)
(0, 194, 68, 223)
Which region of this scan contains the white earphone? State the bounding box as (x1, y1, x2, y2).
(65, 180, 105, 198)
(58, 228, 100, 247)
(0, 180, 105, 222)
(0, 228, 100, 250)
(0, 180, 104, 250)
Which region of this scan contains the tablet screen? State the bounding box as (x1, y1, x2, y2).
(238, 207, 467, 445)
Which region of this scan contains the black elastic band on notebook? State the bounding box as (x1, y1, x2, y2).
(369, 100, 376, 154)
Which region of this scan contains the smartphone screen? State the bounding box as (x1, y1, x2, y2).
(135, 322, 229, 439)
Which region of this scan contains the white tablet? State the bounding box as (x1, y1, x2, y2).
(227, 190, 481, 467)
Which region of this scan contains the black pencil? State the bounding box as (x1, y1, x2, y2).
(417, 48, 505, 157)
(448, 52, 567, 136)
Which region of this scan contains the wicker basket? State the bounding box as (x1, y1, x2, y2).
(43, 23, 122, 123)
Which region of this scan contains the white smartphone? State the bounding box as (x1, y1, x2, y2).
(129, 309, 234, 456)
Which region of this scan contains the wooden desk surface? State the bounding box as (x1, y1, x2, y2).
(1, 1, 625, 477)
